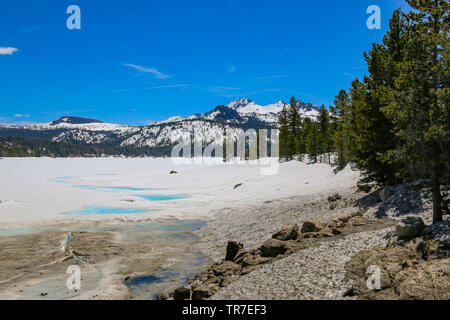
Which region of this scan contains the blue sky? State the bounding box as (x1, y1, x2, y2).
(0, 0, 410, 125)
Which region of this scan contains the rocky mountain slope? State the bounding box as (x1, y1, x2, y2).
(0, 98, 319, 155)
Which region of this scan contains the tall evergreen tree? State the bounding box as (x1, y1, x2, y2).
(331, 90, 352, 170)
(287, 96, 302, 159)
(317, 105, 331, 163)
(278, 105, 290, 160)
(382, 0, 449, 222)
(305, 119, 319, 162)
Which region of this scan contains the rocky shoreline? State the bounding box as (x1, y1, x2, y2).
(161, 185, 450, 300)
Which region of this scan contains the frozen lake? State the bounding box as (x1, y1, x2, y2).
(0, 157, 359, 229)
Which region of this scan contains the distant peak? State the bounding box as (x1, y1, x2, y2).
(227, 98, 254, 109)
(51, 116, 103, 125)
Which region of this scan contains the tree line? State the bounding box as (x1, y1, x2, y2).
(279, 0, 449, 223)
(0, 137, 173, 158)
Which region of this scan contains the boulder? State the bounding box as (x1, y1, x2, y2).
(233, 249, 250, 264)
(332, 214, 351, 224)
(301, 232, 317, 239)
(380, 187, 394, 202)
(220, 276, 235, 287)
(169, 170, 178, 174)
(173, 286, 190, 300)
(242, 255, 270, 267)
(212, 261, 240, 277)
(423, 221, 450, 245)
(331, 228, 342, 235)
(301, 220, 323, 233)
(318, 228, 334, 238)
(202, 276, 220, 285)
(396, 216, 425, 239)
(260, 238, 292, 257)
(328, 193, 342, 202)
(348, 216, 366, 226)
(158, 292, 171, 300)
(192, 284, 212, 300)
(272, 224, 299, 241)
(225, 241, 243, 261)
(345, 236, 450, 300)
(396, 259, 450, 300)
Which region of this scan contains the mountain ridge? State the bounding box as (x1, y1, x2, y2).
(0, 98, 319, 156)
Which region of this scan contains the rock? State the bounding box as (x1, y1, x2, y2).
(331, 228, 342, 235)
(328, 193, 342, 203)
(272, 224, 299, 241)
(220, 276, 235, 287)
(212, 261, 240, 277)
(335, 221, 345, 228)
(332, 214, 351, 224)
(396, 216, 425, 239)
(341, 286, 354, 297)
(158, 292, 171, 300)
(173, 286, 190, 300)
(242, 255, 270, 267)
(192, 284, 212, 300)
(169, 170, 178, 174)
(396, 259, 450, 300)
(345, 236, 450, 300)
(225, 241, 243, 261)
(375, 185, 423, 219)
(301, 232, 317, 239)
(260, 238, 292, 257)
(301, 220, 323, 233)
(329, 203, 337, 210)
(233, 183, 243, 190)
(348, 216, 366, 226)
(380, 187, 394, 202)
(318, 228, 334, 238)
(423, 221, 450, 245)
(357, 182, 373, 193)
(233, 249, 250, 264)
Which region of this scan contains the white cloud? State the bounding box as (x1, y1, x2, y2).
(14, 114, 30, 118)
(228, 66, 236, 72)
(124, 64, 170, 79)
(0, 47, 18, 55)
(254, 74, 288, 81)
(145, 84, 188, 90)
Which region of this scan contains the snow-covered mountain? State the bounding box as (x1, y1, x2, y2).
(0, 98, 319, 154)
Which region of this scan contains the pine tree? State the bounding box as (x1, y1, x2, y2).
(286, 96, 302, 159)
(317, 105, 331, 163)
(331, 90, 352, 170)
(351, 9, 405, 185)
(381, 0, 449, 223)
(278, 105, 290, 160)
(305, 119, 319, 162)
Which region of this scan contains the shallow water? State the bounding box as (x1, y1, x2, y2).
(125, 252, 208, 300)
(139, 194, 189, 201)
(0, 219, 208, 300)
(0, 227, 37, 237)
(73, 185, 155, 192)
(72, 220, 206, 242)
(64, 206, 152, 216)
